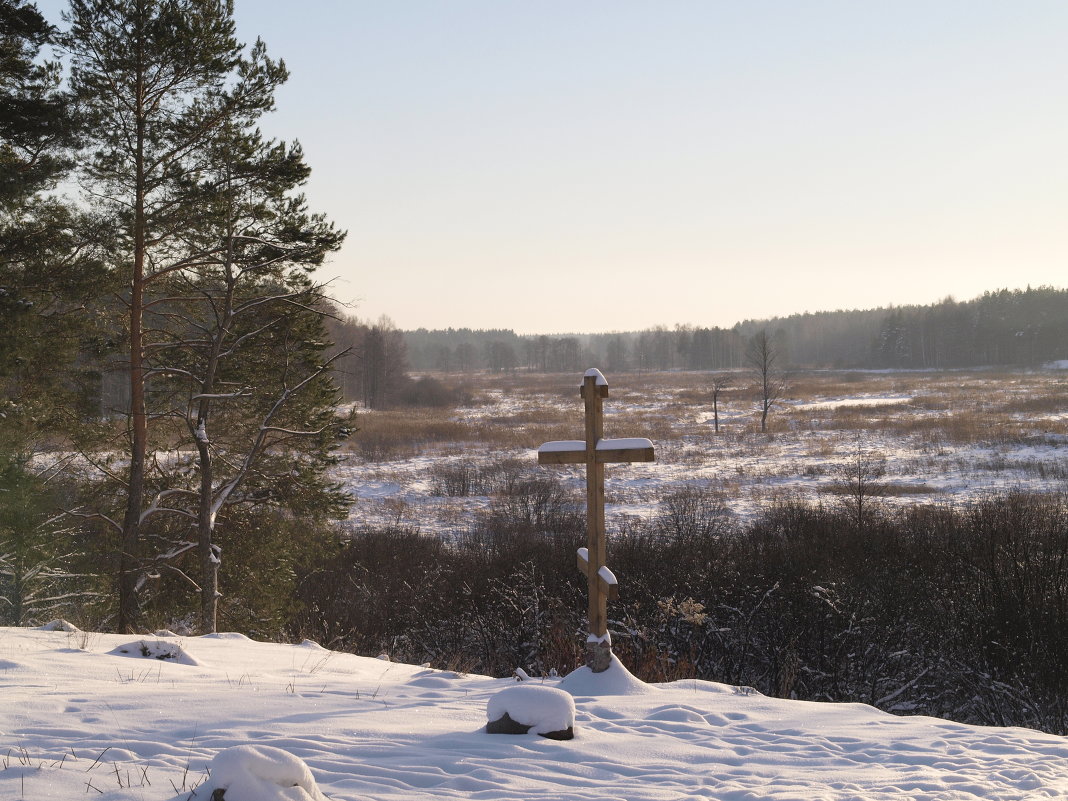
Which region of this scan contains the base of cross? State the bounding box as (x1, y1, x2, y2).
(586, 635, 612, 673)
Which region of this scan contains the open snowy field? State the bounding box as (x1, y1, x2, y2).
(2, 623, 1067, 801)
(337, 369, 1068, 538)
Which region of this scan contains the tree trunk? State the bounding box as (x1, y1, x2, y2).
(118, 297, 145, 632)
(196, 431, 219, 634)
(192, 264, 234, 635)
(118, 104, 148, 633)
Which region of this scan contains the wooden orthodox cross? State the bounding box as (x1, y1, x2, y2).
(538, 368, 655, 673)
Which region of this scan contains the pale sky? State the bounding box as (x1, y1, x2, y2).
(43, 1, 1068, 334)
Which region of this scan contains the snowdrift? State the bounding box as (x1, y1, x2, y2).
(0, 625, 1065, 800)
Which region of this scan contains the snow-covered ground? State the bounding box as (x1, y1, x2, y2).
(338, 370, 1068, 538)
(2, 623, 1067, 801)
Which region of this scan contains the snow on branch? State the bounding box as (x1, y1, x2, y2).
(140, 488, 198, 525)
(206, 349, 348, 527)
(876, 668, 932, 709)
(190, 391, 251, 401)
(258, 424, 330, 436)
(158, 562, 202, 591)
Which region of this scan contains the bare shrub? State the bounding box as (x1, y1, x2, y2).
(394, 376, 473, 408)
(655, 484, 731, 544)
(828, 444, 887, 528)
(477, 475, 584, 541)
(878, 482, 942, 496)
(428, 458, 540, 498)
(485, 458, 533, 496)
(429, 460, 484, 497)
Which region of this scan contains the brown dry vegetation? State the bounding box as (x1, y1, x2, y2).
(349, 409, 473, 460)
(345, 368, 1068, 462)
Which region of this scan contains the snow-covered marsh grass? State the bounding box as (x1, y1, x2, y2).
(337, 368, 1068, 536)
(346, 409, 474, 461)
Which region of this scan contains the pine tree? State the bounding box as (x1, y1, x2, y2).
(63, 0, 301, 630)
(0, 0, 107, 622)
(148, 118, 347, 632)
(1, 0, 93, 415)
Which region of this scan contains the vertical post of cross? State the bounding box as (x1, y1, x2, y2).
(538, 369, 654, 674)
(582, 371, 610, 670)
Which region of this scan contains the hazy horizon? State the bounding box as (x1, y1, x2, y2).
(385, 283, 1066, 336)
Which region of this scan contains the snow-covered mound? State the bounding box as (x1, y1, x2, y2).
(1, 626, 1067, 800)
(206, 745, 327, 801)
(37, 618, 80, 632)
(558, 652, 654, 696)
(109, 638, 202, 665)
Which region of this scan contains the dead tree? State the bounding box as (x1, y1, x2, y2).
(746, 331, 787, 433)
(709, 373, 732, 433)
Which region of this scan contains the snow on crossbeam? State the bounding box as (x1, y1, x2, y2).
(538, 439, 585, 453)
(538, 437, 654, 464)
(597, 565, 617, 585)
(577, 547, 619, 600)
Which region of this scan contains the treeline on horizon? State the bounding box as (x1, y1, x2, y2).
(398, 286, 1068, 373)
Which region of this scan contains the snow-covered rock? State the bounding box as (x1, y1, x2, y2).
(487, 684, 576, 739)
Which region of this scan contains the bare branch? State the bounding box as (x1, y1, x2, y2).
(190, 391, 250, 401)
(140, 488, 198, 524)
(260, 425, 330, 437)
(62, 509, 123, 534)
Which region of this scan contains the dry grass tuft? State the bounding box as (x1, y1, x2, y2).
(346, 409, 472, 461)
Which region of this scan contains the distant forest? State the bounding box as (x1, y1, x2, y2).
(398, 287, 1068, 373)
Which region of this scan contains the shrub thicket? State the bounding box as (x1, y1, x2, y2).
(292, 486, 1068, 735)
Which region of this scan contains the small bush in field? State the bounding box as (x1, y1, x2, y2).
(428, 458, 531, 497)
(429, 460, 484, 496)
(655, 484, 731, 544)
(395, 376, 472, 408)
(479, 475, 584, 538)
